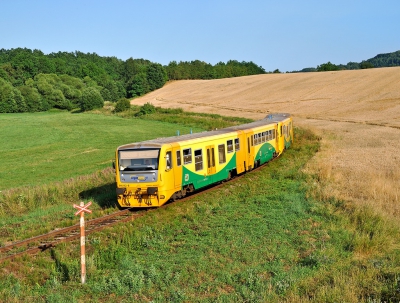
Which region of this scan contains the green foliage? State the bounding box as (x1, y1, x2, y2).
(17, 85, 49, 112)
(135, 102, 156, 116)
(360, 61, 374, 69)
(146, 63, 167, 90)
(317, 61, 340, 72)
(166, 59, 266, 80)
(114, 98, 131, 112)
(366, 50, 400, 67)
(0, 78, 27, 113)
(127, 72, 149, 97)
(79, 87, 104, 111)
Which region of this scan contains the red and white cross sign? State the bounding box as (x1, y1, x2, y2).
(73, 201, 92, 216)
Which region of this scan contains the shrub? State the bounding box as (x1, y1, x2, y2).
(136, 102, 156, 116)
(114, 98, 131, 112)
(79, 87, 104, 111)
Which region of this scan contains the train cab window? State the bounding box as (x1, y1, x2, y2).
(183, 148, 192, 164)
(194, 149, 203, 171)
(176, 150, 181, 166)
(166, 151, 172, 170)
(218, 144, 226, 164)
(227, 140, 234, 153)
(235, 138, 240, 151)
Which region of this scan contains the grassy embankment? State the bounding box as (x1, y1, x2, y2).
(0, 107, 399, 302)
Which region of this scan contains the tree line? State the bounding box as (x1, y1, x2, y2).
(291, 50, 400, 73)
(0, 48, 266, 113)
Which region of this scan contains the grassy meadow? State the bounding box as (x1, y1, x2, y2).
(1, 108, 400, 302)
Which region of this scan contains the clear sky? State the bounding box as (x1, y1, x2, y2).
(1, 0, 399, 72)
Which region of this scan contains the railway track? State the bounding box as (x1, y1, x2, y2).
(0, 158, 275, 263)
(0, 208, 145, 263)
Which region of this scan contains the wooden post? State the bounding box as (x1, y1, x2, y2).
(73, 201, 92, 284)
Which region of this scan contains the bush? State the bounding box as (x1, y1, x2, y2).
(114, 98, 131, 112)
(79, 87, 104, 111)
(136, 102, 156, 116)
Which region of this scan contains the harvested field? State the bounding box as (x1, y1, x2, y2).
(133, 67, 400, 219)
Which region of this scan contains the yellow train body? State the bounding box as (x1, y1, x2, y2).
(115, 113, 293, 208)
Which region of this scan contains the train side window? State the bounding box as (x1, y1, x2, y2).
(218, 144, 226, 164)
(254, 134, 257, 145)
(166, 151, 172, 170)
(258, 133, 262, 145)
(235, 138, 240, 151)
(194, 149, 203, 171)
(176, 150, 181, 166)
(262, 132, 266, 143)
(268, 130, 272, 140)
(251, 135, 254, 146)
(183, 148, 192, 164)
(227, 140, 234, 153)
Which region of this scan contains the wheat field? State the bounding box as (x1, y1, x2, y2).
(133, 67, 400, 219)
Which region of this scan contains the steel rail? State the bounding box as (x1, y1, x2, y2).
(0, 208, 142, 263)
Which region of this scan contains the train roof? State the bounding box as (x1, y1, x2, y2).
(118, 113, 291, 150)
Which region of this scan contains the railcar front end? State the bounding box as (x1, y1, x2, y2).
(115, 144, 172, 208)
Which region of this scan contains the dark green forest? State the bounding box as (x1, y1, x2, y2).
(0, 48, 266, 113)
(295, 50, 400, 73)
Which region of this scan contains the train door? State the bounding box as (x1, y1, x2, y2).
(276, 123, 284, 155)
(246, 132, 254, 170)
(172, 144, 182, 190)
(206, 145, 216, 181)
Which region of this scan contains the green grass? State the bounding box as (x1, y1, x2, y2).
(0, 111, 203, 190)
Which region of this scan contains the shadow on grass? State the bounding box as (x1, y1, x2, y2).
(79, 183, 118, 209)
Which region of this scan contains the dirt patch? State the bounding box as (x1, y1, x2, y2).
(132, 67, 400, 218)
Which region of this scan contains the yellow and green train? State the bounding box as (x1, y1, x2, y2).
(115, 113, 293, 208)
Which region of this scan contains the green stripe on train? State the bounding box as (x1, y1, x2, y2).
(182, 154, 237, 190)
(254, 142, 276, 164)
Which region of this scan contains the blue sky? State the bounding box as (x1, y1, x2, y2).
(1, 0, 399, 72)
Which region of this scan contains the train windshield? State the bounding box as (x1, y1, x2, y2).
(118, 149, 159, 171)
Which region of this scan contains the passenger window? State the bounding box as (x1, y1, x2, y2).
(227, 140, 234, 153)
(194, 149, 203, 171)
(176, 150, 181, 166)
(166, 151, 172, 170)
(183, 148, 192, 164)
(235, 138, 240, 151)
(218, 144, 226, 164)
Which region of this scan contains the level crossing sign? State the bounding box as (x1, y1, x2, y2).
(73, 201, 92, 216)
